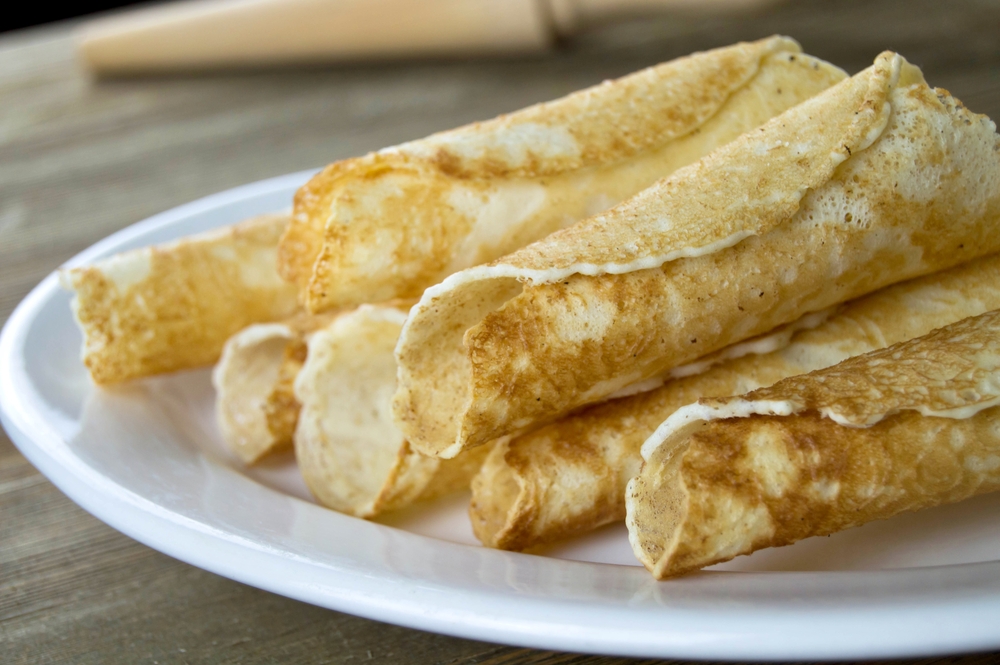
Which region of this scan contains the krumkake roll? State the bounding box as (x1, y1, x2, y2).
(394, 52, 1000, 459)
(626, 309, 1000, 579)
(283, 37, 845, 312)
(64, 213, 298, 384)
(471, 253, 1000, 550)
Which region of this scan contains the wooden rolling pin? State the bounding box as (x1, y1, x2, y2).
(77, 0, 781, 75)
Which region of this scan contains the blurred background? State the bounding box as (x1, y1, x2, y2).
(1, 2, 142, 33)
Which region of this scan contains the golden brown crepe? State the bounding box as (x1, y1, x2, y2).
(626, 309, 1000, 579)
(213, 311, 338, 464)
(63, 213, 298, 384)
(470, 253, 1000, 550)
(294, 303, 490, 517)
(282, 36, 845, 312)
(394, 52, 1000, 460)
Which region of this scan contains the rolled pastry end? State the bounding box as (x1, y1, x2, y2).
(295, 302, 491, 518)
(627, 310, 1000, 579)
(64, 213, 298, 384)
(213, 312, 337, 464)
(470, 441, 532, 549)
(213, 322, 300, 464)
(470, 425, 632, 551)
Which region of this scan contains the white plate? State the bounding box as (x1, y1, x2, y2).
(3, 171, 1000, 661)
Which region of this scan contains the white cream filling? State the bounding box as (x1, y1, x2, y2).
(641, 393, 1000, 463)
(605, 307, 835, 400)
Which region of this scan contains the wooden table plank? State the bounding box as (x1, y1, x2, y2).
(3, 1, 1000, 662)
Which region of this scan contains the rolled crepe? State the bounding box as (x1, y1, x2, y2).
(213, 312, 338, 464)
(294, 303, 490, 517)
(281, 36, 845, 311)
(63, 213, 298, 384)
(394, 52, 1000, 459)
(626, 309, 1000, 579)
(470, 253, 1000, 550)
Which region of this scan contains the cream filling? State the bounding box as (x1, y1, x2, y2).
(820, 396, 1000, 428)
(641, 393, 1000, 462)
(606, 307, 836, 400)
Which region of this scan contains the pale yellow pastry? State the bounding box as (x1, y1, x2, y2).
(63, 213, 298, 384)
(294, 303, 490, 517)
(626, 309, 1000, 579)
(394, 52, 1000, 460)
(213, 311, 338, 464)
(471, 253, 1000, 550)
(282, 36, 845, 312)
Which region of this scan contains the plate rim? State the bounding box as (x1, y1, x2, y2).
(3, 171, 1000, 661)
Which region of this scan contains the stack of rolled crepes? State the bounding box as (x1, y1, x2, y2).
(63, 35, 1000, 577)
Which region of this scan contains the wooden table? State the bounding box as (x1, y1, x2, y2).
(3, 1, 1000, 662)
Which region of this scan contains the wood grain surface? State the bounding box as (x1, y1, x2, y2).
(3, 1, 1000, 662)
